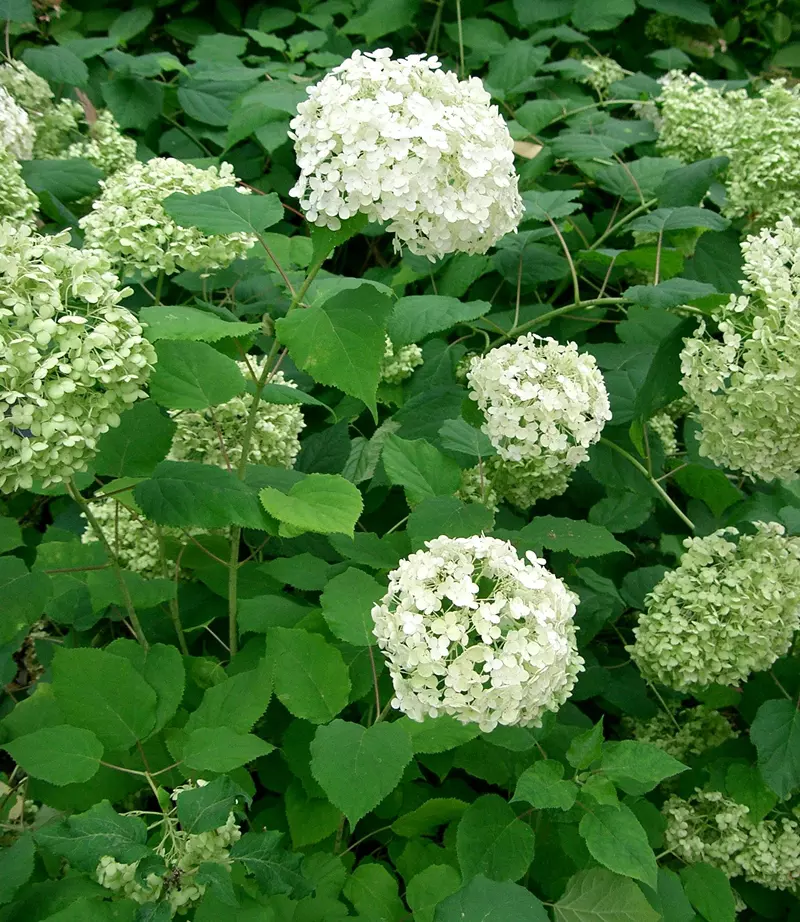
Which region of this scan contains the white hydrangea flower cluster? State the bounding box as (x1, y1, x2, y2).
(96, 813, 241, 914)
(663, 790, 800, 891)
(0, 60, 53, 116)
(380, 336, 423, 384)
(168, 363, 305, 470)
(628, 706, 736, 761)
(466, 335, 611, 505)
(656, 72, 800, 226)
(579, 56, 627, 95)
(372, 535, 583, 731)
(631, 523, 800, 690)
(0, 150, 38, 225)
(80, 158, 257, 278)
(681, 218, 800, 481)
(289, 48, 523, 260)
(0, 86, 34, 160)
(0, 223, 156, 492)
(65, 111, 137, 175)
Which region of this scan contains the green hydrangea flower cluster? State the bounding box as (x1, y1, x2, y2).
(628, 706, 735, 760)
(579, 56, 627, 95)
(631, 523, 800, 691)
(457, 463, 499, 513)
(681, 218, 800, 481)
(663, 790, 800, 891)
(0, 60, 52, 116)
(80, 158, 257, 278)
(656, 72, 800, 226)
(0, 223, 156, 491)
(168, 363, 305, 470)
(64, 110, 137, 175)
(0, 150, 38, 225)
(380, 336, 423, 384)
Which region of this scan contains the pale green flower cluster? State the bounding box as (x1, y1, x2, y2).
(648, 398, 690, 458)
(0, 224, 156, 491)
(664, 790, 800, 891)
(64, 111, 137, 175)
(631, 523, 800, 690)
(656, 72, 800, 226)
(0, 86, 34, 160)
(580, 56, 627, 95)
(0, 150, 38, 225)
(681, 218, 800, 481)
(168, 363, 305, 470)
(31, 99, 82, 159)
(628, 706, 735, 760)
(466, 335, 611, 506)
(457, 463, 499, 513)
(0, 60, 52, 116)
(380, 336, 423, 384)
(80, 158, 257, 278)
(96, 805, 241, 915)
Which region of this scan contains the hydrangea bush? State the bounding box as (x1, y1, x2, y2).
(2, 4, 800, 922)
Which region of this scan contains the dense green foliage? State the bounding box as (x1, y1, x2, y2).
(2, 1, 800, 921)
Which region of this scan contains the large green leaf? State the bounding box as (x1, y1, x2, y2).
(163, 188, 283, 235)
(230, 830, 309, 898)
(21, 160, 103, 202)
(176, 775, 251, 834)
(321, 567, 384, 647)
(149, 340, 246, 410)
(600, 741, 688, 794)
(554, 869, 659, 922)
(23, 45, 88, 86)
(94, 401, 176, 478)
(183, 727, 273, 772)
(343, 864, 405, 922)
(407, 865, 462, 922)
(382, 435, 462, 505)
(512, 760, 578, 810)
(572, 0, 634, 30)
(751, 699, 800, 798)
(267, 627, 351, 724)
(140, 306, 260, 343)
(0, 557, 51, 645)
(2, 726, 103, 786)
(259, 473, 363, 537)
(509, 517, 632, 557)
(185, 657, 272, 734)
(679, 863, 735, 922)
(579, 804, 657, 889)
(456, 795, 535, 883)
(387, 296, 492, 347)
(637, 0, 715, 25)
(408, 497, 495, 551)
(310, 719, 413, 827)
(276, 283, 393, 417)
(340, 0, 420, 42)
(435, 876, 548, 922)
(628, 207, 729, 234)
(0, 835, 35, 905)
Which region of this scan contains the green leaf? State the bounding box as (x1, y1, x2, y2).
(343, 864, 405, 922)
(0, 557, 51, 645)
(554, 869, 659, 922)
(393, 799, 468, 837)
(550, 132, 628, 160)
(625, 278, 717, 311)
(229, 830, 309, 898)
(267, 627, 350, 724)
(513, 760, 578, 810)
(195, 861, 238, 907)
(176, 775, 251, 834)
(399, 714, 482, 754)
(408, 497, 494, 551)
(633, 318, 696, 419)
(310, 719, 413, 827)
(672, 465, 743, 517)
(679, 863, 735, 922)
(514, 517, 632, 557)
(594, 157, 682, 204)
(600, 741, 688, 794)
(657, 158, 729, 207)
(52, 648, 157, 751)
(0, 834, 34, 905)
(285, 781, 341, 848)
(102, 77, 164, 130)
(23, 45, 88, 86)
(183, 727, 273, 772)
(277, 283, 393, 418)
(725, 763, 777, 824)
(110, 641, 185, 735)
(163, 188, 282, 235)
(259, 473, 363, 537)
(435, 876, 548, 922)
(150, 340, 246, 410)
(3, 726, 103, 786)
(136, 461, 269, 530)
(438, 419, 496, 460)
(35, 801, 149, 871)
(0, 0, 33, 23)
(456, 794, 535, 883)
(751, 698, 800, 799)
(94, 401, 176, 478)
(0, 517, 22, 554)
(185, 657, 272, 734)
(571, 0, 634, 30)
(140, 305, 260, 343)
(628, 207, 729, 234)
(387, 297, 492, 348)
(382, 435, 462, 505)
(579, 803, 657, 889)
(340, 0, 420, 42)
(20, 159, 103, 202)
(407, 865, 462, 922)
(321, 567, 384, 647)
(637, 0, 715, 25)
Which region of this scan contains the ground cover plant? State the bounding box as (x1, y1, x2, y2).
(2, 0, 800, 920)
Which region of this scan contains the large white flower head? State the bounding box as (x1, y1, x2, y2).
(289, 48, 523, 260)
(630, 523, 800, 691)
(168, 362, 305, 470)
(681, 217, 800, 481)
(0, 60, 53, 116)
(65, 111, 137, 175)
(79, 158, 257, 278)
(0, 223, 156, 491)
(0, 149, 37, 226)
(466, 335, 611, 503)
(372, 535, 583, 731)
(0, 86, 34, 160)
(663, 790, 800, 891)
